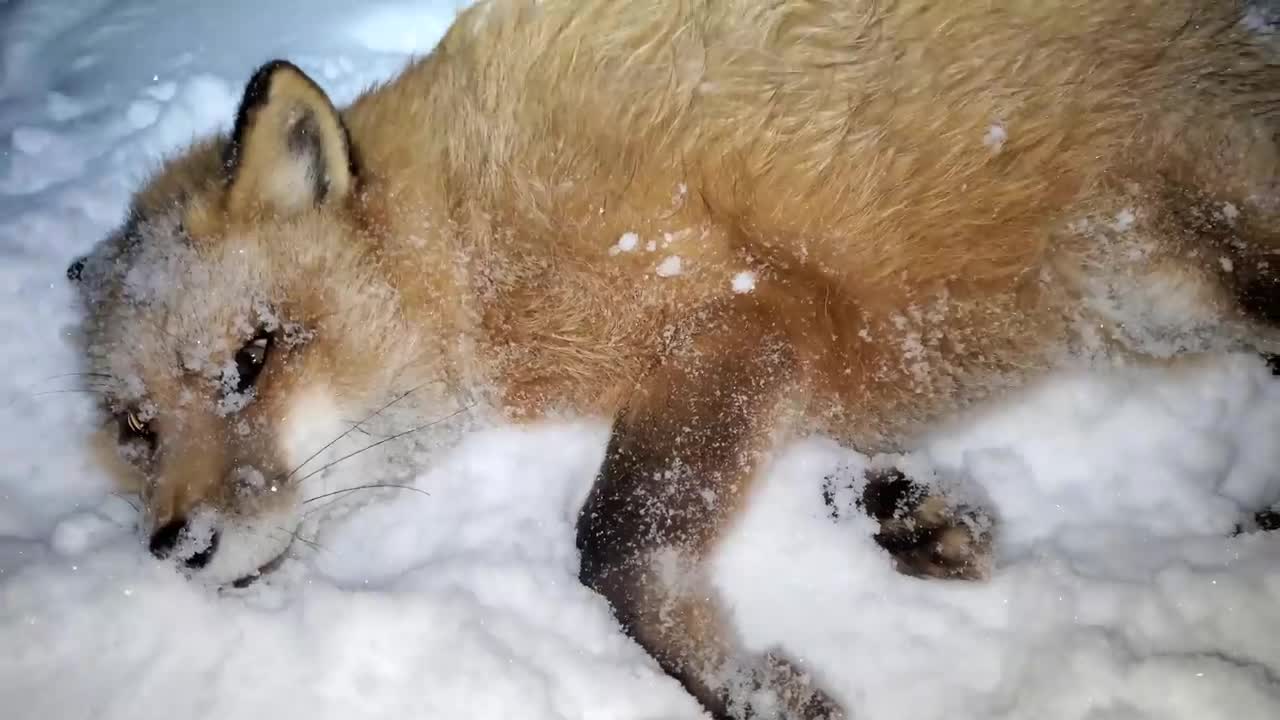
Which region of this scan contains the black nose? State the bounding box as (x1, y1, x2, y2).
(148, 517, 220, 569)
(148, 519, 184, 558)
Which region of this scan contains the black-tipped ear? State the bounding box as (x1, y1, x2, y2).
(222, 60, 357, 217)
(66, 256, 87, 282)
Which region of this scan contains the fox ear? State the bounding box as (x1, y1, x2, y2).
(222, 60, 356, 218)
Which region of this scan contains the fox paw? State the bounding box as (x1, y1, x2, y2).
(1233, 505, 1280, 535)
(1258, 509, 1280, 532)
(860, 467, 994, 581)
(724, 652, 846, 720)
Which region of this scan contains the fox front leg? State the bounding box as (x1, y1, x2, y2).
(576, 297, 844, 720)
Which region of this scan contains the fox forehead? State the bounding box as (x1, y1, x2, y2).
(77, 221, 265, 388)
(74, 200, 409, 417)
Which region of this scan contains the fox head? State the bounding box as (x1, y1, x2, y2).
(67, 61, 442, 585)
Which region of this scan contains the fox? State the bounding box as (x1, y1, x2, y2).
(65, 0, 1280, 717)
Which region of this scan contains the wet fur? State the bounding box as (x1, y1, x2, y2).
(68, 1, 1280, 718)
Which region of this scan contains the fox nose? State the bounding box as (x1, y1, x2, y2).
(148, 517, 221, 569)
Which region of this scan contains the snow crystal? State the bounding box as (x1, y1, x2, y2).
(1243, 7, 1277, 35)
(234, 466, 267, 497)
(51, 511, 123, 557)
(610, 231, 639, 256)
(1112, 208, 1137, 232)
(175, 508, 218, 560)
(1, 126, 87, 194)
(1222, 202, 1240, 224)
(45, 93, 85, 122)
(125, 100, 160, 130)
(143, 82, 178, 102)
(10, 127, 54, 155)
(982, 123, 1007, 152)
(731, 271, 756, 293)
(655, 255, 683, 277)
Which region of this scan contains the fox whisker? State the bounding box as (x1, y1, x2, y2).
(280, 384, 425, 484)
(290, 402, 475, 488)
(301, 483, 431, 507)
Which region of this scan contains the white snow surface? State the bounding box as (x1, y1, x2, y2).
(1, 2, 1280, 720)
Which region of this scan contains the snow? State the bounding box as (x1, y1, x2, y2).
(1243, 6, 1279, 35)
(612, 231, 639, 254)
(1, 2, 1278, 720)
(655, 255, 683, 277)
(1223, 202, 1241, 224)
(983, 123, 1007, 152)
(1112, 209, 1138, 233)
(731, 270, 757, 294)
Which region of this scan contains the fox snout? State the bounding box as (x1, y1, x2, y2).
(148, 512, 220, 570)
(142, 454, 303, 585)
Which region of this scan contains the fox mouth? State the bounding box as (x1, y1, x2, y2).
(228, 540, 293, 589)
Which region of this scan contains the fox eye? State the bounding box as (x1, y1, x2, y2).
(232, 332, 272, 394)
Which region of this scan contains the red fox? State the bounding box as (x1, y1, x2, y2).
(67, 1, 1280, 717)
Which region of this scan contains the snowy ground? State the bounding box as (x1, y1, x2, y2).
(2, 2, 1280, 719)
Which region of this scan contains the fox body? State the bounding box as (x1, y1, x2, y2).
(69, 1, 1280, 717)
